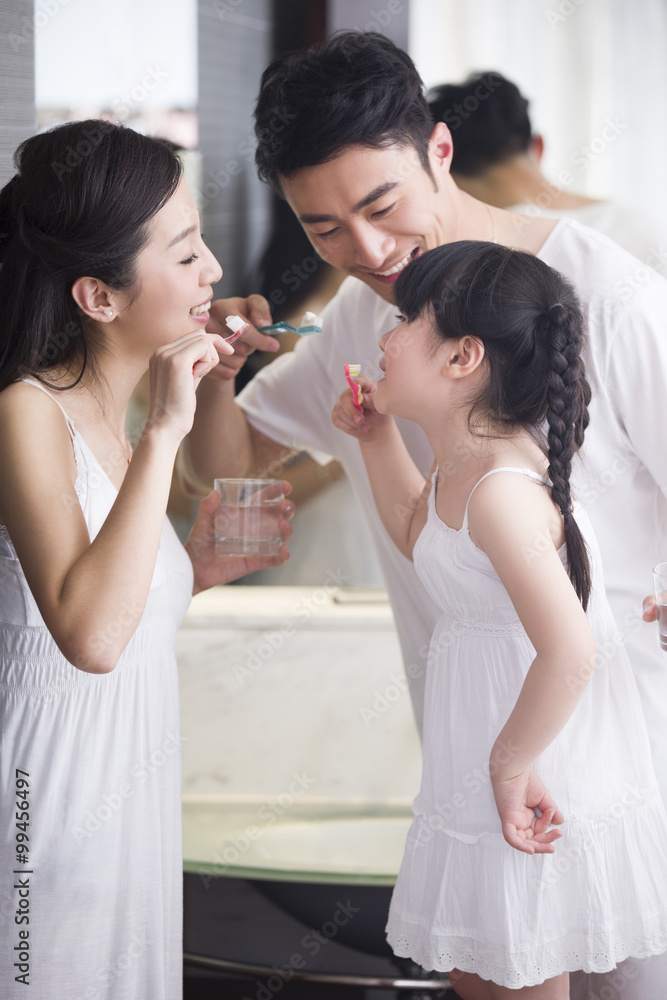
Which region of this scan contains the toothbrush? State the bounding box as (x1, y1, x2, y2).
(298, 311, 323, 335)
(257, 311, 324, 337)
(224, 314, 250, 344)
(226, 309, 323, 343)
(344, 363, 364, 411)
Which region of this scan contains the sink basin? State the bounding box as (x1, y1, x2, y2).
(178, 587, 423, 964)
(183, 796, 414, 958)
(183, 796, 412, 884)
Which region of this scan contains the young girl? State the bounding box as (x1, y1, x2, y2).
(332, 241, 667, 997)
(0, 121, 292, 999)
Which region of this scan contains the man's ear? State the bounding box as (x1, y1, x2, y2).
(441, 336, 485, 379)
(530, 134, 544, 163)
(70, 277, 115, 323)
(429, 120, 454, 176)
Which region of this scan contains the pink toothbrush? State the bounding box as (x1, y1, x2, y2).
(344, 363, 364, 411)
(224, 314, 250, 344)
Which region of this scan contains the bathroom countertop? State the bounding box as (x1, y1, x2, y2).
(177, 586, 422, 806)
(182, 584, 397, 630)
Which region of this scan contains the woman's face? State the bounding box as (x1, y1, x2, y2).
(112, 179, 222, 356)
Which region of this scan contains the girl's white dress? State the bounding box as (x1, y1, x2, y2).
(386, 467, 667, 989)
(0, 381, 193, 999)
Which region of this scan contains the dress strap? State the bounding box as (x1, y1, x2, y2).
(427, 466, 439, 514)
(18, 377, 76, 441)
(17, 378, 88, 509)
(462, 466, 550, 531)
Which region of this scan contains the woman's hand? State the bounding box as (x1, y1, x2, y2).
(145, 330, 233, 445)
(185, 485, 295, 595)
(491, 767, 564, 855)
(331, 375, 392, 443)
(642, 595, 658, 622)
(205, 295, 282, 381)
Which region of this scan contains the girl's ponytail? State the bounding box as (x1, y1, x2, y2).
(544, 303, 592, 610)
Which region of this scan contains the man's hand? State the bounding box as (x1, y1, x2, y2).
(205, 295, 281, 381)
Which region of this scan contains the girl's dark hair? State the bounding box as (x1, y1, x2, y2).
(395, 241, 592, 610)
(254, 31, 435, 196)
(0, 119, 183, 391)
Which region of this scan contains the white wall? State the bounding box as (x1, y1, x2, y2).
(0, 0, 35, 186)
(34, 0, 196, 113)
(409, 0, 667, 248)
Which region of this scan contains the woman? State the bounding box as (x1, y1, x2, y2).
(0, 120, 292, 998)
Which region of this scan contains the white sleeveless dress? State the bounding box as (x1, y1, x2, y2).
(386, 467, 667, 988)
(0, 381, 193, 998)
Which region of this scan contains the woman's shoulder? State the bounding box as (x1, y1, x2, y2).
(1, 377, 57, 407)
(0, 379, 73, 439)
(0, 379, 77, 480)
(1, 379, 45, 424)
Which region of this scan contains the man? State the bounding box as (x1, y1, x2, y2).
(180, 32, 667, 998)
(428, 71, 661, 265)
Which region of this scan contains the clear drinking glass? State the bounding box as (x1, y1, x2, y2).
(653, 562, 667, 652)
(214, 479, 284, 556)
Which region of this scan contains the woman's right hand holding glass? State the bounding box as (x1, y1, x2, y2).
(643, 595, 658, 622)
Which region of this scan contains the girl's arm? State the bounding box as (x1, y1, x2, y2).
(0, 331, 230, 674)
(332, 377, 428, 559)
(468, 472, 597, 853)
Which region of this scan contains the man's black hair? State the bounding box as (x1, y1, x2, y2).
(427, 72, 532, 176)
(254, 31, 435, 195)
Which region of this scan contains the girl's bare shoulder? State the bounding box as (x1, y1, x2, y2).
(467, 459, 563, 554)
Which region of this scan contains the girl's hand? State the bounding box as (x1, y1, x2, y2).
(331, 376, 392, 442)
(145, 330, 233, 444)
(491, 767, 564, 855)
(185, 485, 295, 595)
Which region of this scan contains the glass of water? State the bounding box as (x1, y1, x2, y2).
(653, 562, 667, 651)
(214, 479, 285, 556)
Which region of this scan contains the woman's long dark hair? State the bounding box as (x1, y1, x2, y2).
(394, 240, 592, 610)
(0, 120, 183, 391)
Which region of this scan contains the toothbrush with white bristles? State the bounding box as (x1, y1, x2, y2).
(224, 314, 250, 344)
(344, 363, 364, 411)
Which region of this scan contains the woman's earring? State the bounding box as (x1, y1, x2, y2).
(107, 309, 114, 318)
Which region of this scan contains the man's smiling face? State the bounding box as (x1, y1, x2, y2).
(280, 125, 455, 304)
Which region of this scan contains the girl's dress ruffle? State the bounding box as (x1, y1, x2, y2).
(386, 790, 667, 989)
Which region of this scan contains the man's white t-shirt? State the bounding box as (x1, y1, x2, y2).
(509, 200, 663, 273)
(238, 218, 667, 796)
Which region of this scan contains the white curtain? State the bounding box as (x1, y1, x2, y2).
(409, 0, 667, 253)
